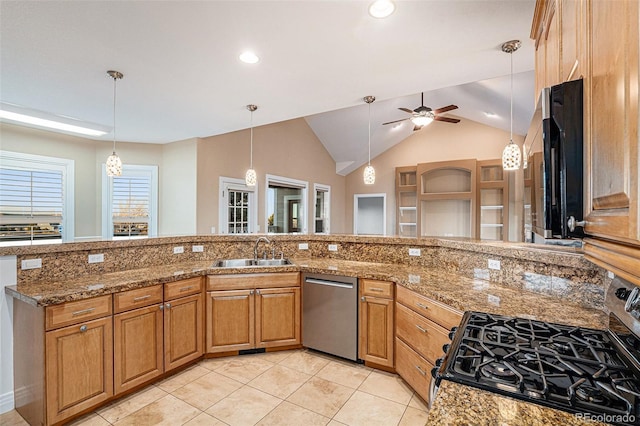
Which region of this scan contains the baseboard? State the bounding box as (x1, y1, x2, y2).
(0, 390, 15, 414)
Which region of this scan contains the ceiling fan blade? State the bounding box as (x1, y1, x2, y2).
(382, 118, 410, 125)
(413, 125, 423, 131)
(398, 107, 414, 114)
(433, 104, 458, 114)
(434, 116, 461, 124)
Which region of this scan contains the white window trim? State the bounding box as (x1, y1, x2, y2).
(0, 150, 75, 242)
(265, 174, 309, 234)
(218, 176, 258, 234)
(353, 193, 387, 236)
(101, 164, 158, 240)
(313, 183, 331, 234)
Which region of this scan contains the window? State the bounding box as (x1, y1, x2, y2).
(0, 151, 74, 245)
(219, 177, 257, 234)
(314, 184, 330, 234)
(102, 165, 158, 240)
(266, 174, 308, 234)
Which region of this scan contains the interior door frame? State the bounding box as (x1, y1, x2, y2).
(353, 193, 387, 236)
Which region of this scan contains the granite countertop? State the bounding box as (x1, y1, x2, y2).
(5, 257, 610, 426)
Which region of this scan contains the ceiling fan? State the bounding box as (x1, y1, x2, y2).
(382, 92, 460, 131)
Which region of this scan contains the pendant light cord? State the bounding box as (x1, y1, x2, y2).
(250, 109, 254, 169)
(509, 50, 513, 144)
(112, 75, 117, 153)
(368, 101, 371, 165)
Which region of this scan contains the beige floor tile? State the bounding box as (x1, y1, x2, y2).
(183, 412, 228, 426)
(156, 365, 211, 393)
(255, 349, 297, 363)
(214, 356, 275, 383)
(256, 401, 329, 426)
(399, 406, 430, 426)
(113, 394, 200, 426)
(248, 364, 311, 399)
(206, 386, 281, 426)
(286, 376, 355, 418)
(97, 385, 167, 423)
(315, 360, 371, 389)
(199, 356, 234, 371)
(0, 410, 29, 426)
(279, 350, 330, 375)
(327, 421, 347, 426)
(408, 393, 429, 411)
(358, 370, 414, 405)
(172, 371, 243, 410)
(334, 391, 406, 426)
(66, 412, 111, 426)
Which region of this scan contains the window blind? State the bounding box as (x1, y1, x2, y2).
(112, 175, 150, 237)
(0, 167, 63, 241)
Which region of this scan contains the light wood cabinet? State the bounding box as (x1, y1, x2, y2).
(477, 159, 510, 241)
(206, 273, 301, 353)
(359, 279, 394, 368)
(45, 316, 113, 425)
(164, 292, 204, 370)
(395, 166, 418, 237)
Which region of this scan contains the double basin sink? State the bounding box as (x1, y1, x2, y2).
(213, 258, 292, 268)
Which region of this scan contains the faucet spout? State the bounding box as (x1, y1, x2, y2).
(254, 237, 271, 261)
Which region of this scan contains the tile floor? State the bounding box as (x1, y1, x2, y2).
(0, 349, 431, 426)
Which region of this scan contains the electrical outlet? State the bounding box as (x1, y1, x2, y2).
(328, 244, 338, 252)
(21, 258, 42, 270)
(88, 253, 104, 263)
(210, 226, 216, 234)
(488, 294, 501, 306)
(409, 248, 421, 256)
(488, 259, 501, 270)
(298, 243, 309, 250)
(192, 245, 204, 253)
(173, 246, 184, 254)
(409, 274, 421, 284)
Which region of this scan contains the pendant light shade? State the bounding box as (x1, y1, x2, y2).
(245, 104, 258, 187)
(106, 70, 123, 177)
(363, 96, 376, 185)
(501, 40, 521, 171)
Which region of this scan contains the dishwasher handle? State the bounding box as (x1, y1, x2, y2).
(304, 277, 354, 289)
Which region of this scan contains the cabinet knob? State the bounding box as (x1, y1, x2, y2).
(79, 325, 88, 333)
(165, 303, 171, 309)
(250, 290, 255, 295)
(361, 296, 366, 302)
(159, 304, 164, 310)
(256, 290, 261, 295)
(567, 216, 587, 232)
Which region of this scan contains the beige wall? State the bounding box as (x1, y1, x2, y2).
(344, 117, 525, 234)
(196, 118, 346, 234)
(160, 138, 198, 236)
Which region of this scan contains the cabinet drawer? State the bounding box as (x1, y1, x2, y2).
(396, 303, 450, 364)
(45, 295, 112, 331)
(114, 285, 163, 313)
(395, 337, 433, 405)
(396, 285, 462, 330)
(165, 277, 203, 301)
(361, 279, 394, 299)
(207, 272, 299, 291)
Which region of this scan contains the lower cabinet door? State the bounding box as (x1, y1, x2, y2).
(164, 293, 203, 371)
(255, 287, 301, 348)
(45, 317, 113, 425)
(359, 295, 394, 367)
(114, 305, 164, 394)
(206, 290, 254, 352)
(395, 338, 433, 405)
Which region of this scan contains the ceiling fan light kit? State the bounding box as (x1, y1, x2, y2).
(106, 70, 124, 177)
(368, 0, 395, 18)
(382, 92, 460, 131)
(245, 104, 258, 187)
(501, 39, 522, 171)
(363, 96, 376, 185)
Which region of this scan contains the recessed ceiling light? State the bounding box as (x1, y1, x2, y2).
(369, 0, 395, 18)
(239, 51, 259, 64)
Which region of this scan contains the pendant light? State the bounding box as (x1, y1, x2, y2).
(106, 70, 124, 177)
(245, 104, 258, 186)
(363, 96, 376, 185)
(501, 40, 521, 171)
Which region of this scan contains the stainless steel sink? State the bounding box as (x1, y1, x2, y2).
(212, 258, 292, 268)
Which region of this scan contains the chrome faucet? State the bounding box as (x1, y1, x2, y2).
(254, 236, 271, 260)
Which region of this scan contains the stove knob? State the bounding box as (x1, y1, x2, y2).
(431, 366, 439, 379)
(434, 357, 444, 367)
(442, 343, 450, 353)
(616, 288, 631, 300)
(448, 327, 458, 340)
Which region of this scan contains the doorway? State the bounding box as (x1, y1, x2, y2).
(354, 193, 386, 235)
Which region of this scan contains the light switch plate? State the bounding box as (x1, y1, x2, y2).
(298, 243, 309, 250)
(409, 248, 421, 256)
(88, 253, 104, 263)
(488, 259, 501, 270)
(173, 246, 184, 254)
(409, 274, 421, 284)
(192, 245, 204, 253)
(21, 258, 42, 270)
(488, 294, 501, 305)
(328, 244, 338, 252)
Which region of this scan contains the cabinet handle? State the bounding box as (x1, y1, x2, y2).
(416, 302, 428, 310)
(370, 288, 384, 292)
(415, 365, 426, 376)
(165, 303, 171, 309)
(415, 324, 427, 333)
(361, 296, 366, 302)
(72, 308, 95, 317)
(179, 285, 194, 292)
(133, 295, 151, 302)
(79, 325, 88, 332)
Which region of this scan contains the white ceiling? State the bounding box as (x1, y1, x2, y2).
(0, 0, 536, 172)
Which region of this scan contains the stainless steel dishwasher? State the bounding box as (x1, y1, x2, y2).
(302, 273, 358, 361)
